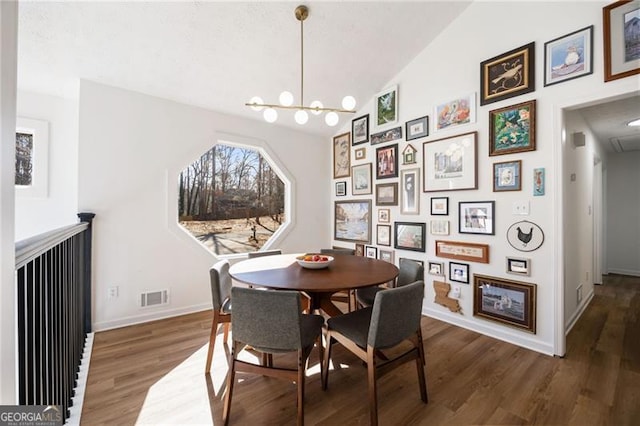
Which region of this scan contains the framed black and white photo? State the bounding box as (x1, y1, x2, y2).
(400, 168, 420, 215)
(459, 201, 495, 235)
(394, 222, 426, 252)
(335, 181, 347, 197)
(376, 224, 391, 246)
(449, 262, 470, 284)
(352, 114, 370, 145)
(405, 116, 429, 141)
(428, 261, 444, 277)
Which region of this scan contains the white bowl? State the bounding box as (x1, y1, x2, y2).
(296, 254, 334, 269)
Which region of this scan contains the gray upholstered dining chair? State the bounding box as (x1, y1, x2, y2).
(322, 280, 428, 426)
(205, 259, 232, 374)
(247, 248, 282, 258)
(223, 286, 324, 426)
(320, 248, 356, 311)
(355, 258, 424, 308)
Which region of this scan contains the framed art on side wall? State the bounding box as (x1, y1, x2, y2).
(333, 132, 351, 178)
(480, 42, 535, 105)
(423, 132, 478, 192)
(394, 222, 426, 252)
(376, 144, 398, 179)
(400, 168, 420, 214)
(352, 114, 370, 145)
(335, 200, 371, 244)
(604, 1, 640, 82)
(375, 85, 399, 128)
(459, 201, 495, 235)
(15, 117, 49, 198)
(544, 25, 594, 86)
(434, 93, 476, 132)
(352, 163, 372, 195)
(489, 100, 536, 156)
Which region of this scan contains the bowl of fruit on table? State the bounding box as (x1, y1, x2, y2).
(296, 254, 334, 269)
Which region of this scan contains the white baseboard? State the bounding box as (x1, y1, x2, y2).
(66, 332, 94, 425)
(606, 268, 640, 277)
(565, 288, 595, 335)
(422, 306, 555, 356)
(93, 303, 210, 332)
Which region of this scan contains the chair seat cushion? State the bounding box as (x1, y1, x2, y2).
(356, 286, 383, 307)
(327, 307, 373, 348)
(221, 297, 232, 314)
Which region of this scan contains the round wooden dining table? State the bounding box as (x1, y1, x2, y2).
(229, 253, 399, 317)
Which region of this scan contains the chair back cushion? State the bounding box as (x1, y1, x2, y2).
(210, 260, 232, 310)
(231, 287, 303, 351)
(368, 280, 424, 349)
(397, 260, 424, 287)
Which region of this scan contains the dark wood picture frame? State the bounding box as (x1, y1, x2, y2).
(375, 182, 398, 206)
(489, 100, 536, 156)
(480, 42, 535, 106)
(334, 199, 371, 244)
(604, 1, 640, 82)
(375, 144, 398, 179)
(473, 274, 537, 334)
(435, 240, 489, 264)
(394, 222, 426, 252)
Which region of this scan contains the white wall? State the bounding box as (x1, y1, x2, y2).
(78, 80, 330, 331)
(331, 1, 639, 355)
(15, 91, 78, 240)
(606, 151, 640, 276)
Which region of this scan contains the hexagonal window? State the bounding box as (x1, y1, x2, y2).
(178, 142, 287, 255)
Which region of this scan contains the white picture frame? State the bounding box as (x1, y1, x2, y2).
(15, 117, 49, 198)
(374, 85, 398, 129)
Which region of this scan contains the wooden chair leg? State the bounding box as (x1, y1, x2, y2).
(415, 347, 428, 403)
(205, 311, 220, 373)
(223, 322, 230, 344)
(366, 346, 378, 426)
(417, 325, 425, 365)
(222, 343, 237, 426)
(322, 334, 333, 390)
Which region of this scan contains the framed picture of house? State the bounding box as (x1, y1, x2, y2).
(375, 85, 398, 128)
(480, 42, 535, 105)
(473, 274, 537, 334)
(489, 100, 536, 156)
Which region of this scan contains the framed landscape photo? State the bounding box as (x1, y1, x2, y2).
(376, 224, 392, 246)
(371, 127, 402, 145)
(335, 181, 347, 197)
(376, 144, 398, 179)
(493, 160, 522, 192)
(604, 1, 640, 82)
(400, 168, 420, 214)
(489, 100, 536, 156)
(506, 256, 531, 276)
(352, 114, 370, 145)
(449, 262, 470, 284)
(375, 182, 398, 206)
(430, 197, 449, 215)
(544, 26, 594, 86)
(375, 85, 398, 128)
(434, 93, 476, 132)
(405, 116, 429, 140)
(459, 201, 495, 235)
(423, 132, 478, 192)
(480, 42, 535, 105)
(352, 163, 372, 195)
(335, 200, 371, 244)
(333, 132, 351, 178)
(473, 274, 537, 334)
(394, 222, 426, 252)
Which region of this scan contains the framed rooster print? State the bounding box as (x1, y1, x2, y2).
(506, 220, 544, 252)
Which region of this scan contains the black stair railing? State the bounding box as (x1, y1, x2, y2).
(14, 213, 95, 423)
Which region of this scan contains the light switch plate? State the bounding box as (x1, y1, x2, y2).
(512, 201, 529, 215)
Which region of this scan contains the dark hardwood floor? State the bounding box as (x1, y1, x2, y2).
(81, 274, 639, 425)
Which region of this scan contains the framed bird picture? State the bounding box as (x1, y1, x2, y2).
(506, 220, 544, 252)
(480, 42, 535, 106)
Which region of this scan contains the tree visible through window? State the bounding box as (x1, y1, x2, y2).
(178, 143, 285, 255)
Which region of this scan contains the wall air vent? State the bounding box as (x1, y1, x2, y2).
(139, 289, 169, 308)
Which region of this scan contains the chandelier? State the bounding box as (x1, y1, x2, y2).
(246, 5, 356, 126)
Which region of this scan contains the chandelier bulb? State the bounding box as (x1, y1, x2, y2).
(279, 91, 294, 107)
(325, 112, 339, 127)
(310, 100, 323, 115)
(294, 110, 309, 125)
(249, 96, 264, 111)
(263, 108, 278, 123)
(341, 96, 356, 111)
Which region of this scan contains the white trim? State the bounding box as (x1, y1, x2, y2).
(66, 332, 94, 425)
(93, 303, 210, 332)
(606, 268, 640, 277)
(565, 288, 595, 336)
